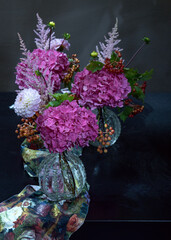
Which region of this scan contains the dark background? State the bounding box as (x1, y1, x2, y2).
(0, 0, 171, 92)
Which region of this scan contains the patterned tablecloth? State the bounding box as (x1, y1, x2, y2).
(0, 184, 90, 240)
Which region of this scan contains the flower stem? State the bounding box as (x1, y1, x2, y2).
(98, 108, 105, 132)
(49, 28, 52, 50)
(125, 42, 145, 67)
(62, 152, 76, 195)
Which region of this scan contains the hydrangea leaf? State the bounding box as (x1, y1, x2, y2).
(46, 93, 74, 108)
(118, 106, 133, 122)
(86, 61, 104, 73)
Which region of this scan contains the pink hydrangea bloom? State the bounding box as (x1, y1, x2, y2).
(36, 100, 99, 153)
(71, 68, 131, 109)
(15, 49, 70, 93)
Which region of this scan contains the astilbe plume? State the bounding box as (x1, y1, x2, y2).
(34, 13, 56, 50)
(71, 68, 131, 110)
(36, 100, 99, 153)
(96, 18, 122, 63)
(17, 33, 29, 59)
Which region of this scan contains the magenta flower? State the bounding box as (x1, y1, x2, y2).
(71, 68, 131, 109)
(15, 49, 70, 93)
(36, 100, 99, 153)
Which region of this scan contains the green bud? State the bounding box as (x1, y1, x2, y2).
(48, 21, 55, 28)
(143, 37, 150, 44)
(63, 33, 71, 40)
(90, 51, 98, 57)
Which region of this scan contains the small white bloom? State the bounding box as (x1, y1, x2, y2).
(14, 88, 41, 118)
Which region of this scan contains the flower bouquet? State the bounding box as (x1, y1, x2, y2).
(71, 19, 153, 153)
(3, 13, 153, 239)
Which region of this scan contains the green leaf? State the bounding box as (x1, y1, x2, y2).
(118, 106, 133, 122)
(139, 69, 153, 81)
(51, 93, 62, 99)
(110, 51, 120, 62)
(132, 86, 145, 101)
(124, 68, 140, 88)
(86, 61, 104, 73)
(46, 93, 74, 108)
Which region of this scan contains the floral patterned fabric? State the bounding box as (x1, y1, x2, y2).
(0, 184, 90, 240)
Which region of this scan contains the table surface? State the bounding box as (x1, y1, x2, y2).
(0, 92, 171, 221)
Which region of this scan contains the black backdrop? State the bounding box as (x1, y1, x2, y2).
(0, 0, 171, 92)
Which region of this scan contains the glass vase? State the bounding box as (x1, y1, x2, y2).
(21, 139, 50, 177)
(90, 107, 121, 148)
(38, 151, 86, 202)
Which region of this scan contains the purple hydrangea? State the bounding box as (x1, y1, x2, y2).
(15, 49, 70, 93)
(36, 100, 99, 153)
(71, 68, 131, 109)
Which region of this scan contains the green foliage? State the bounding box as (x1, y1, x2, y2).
(110, 51, 120, 62)
(139, 69, 153, 81)
(46, 93, 74, 108)
(132, 86, 145, 101)
(86, 61, 104, 73)
(124, 68, 153, 101)
(124, 68, 153, 84)
(124, 68, 140, 88)
(118, 106, 133, 122)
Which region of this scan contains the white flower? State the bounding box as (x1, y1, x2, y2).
(14, 88, 41, 118)
(0, 206, 23, 229)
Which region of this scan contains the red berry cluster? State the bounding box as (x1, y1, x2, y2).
(124, 98, 133, 106)
(96, 124, 115, 154)
(129, 105, 144, 118)
(141, 81, 147, 94)
(15, 112, 40, 142)
(104, 50, 124, 74)
(132, 81, 147, 94)
(63, 54, 80, 85)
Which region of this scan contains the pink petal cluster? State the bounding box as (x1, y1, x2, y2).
(36, 100, 99, 153)
(71, 68, 131, 109)
(15, 49, 70, 92)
